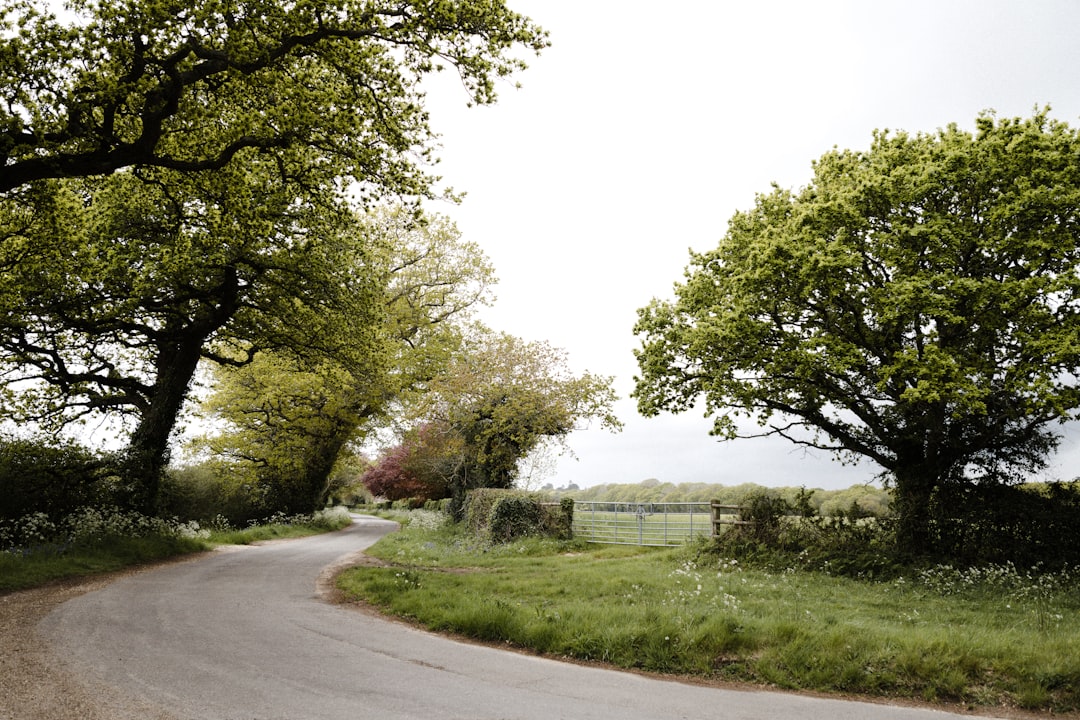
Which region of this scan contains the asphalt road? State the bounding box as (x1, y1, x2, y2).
(40, 515, 990, 720)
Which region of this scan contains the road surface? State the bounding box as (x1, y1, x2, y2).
(41, 515, 993, 720)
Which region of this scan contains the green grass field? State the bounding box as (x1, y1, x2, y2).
(338, 512, 1080, 714)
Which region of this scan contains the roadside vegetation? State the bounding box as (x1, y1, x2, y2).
(338, 508, 1080, 714)
(0, 506, 352, 594)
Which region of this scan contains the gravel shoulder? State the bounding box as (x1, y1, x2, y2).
(0, 558, 198, 720)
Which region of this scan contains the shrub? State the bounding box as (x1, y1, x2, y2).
(0, 505, 213, 553)
(489, 495, 542, 542)
(422, 498, 452, 513)
(158, 463, 269, 526)
(462, 489, 566, 542)
(737, 491, 790, 544)
(710, 491, 902, 578)
(307, 506, 353, 531)
(543, 496, 575, 539)
(462, 488, 501, 534)
(926, 481, 1080, 569)
(0, 438, 116, 520)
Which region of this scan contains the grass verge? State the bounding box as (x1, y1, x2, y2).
(0, 507, 353, 593)
(0, 534, 207, 593)
(337, 513, 1080, 714)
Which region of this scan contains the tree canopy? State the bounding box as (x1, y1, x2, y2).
(393, 327, 621, 513)
(194, 209, 496, 513)
(633, 111, 1080, 554)
(0, 0, 545, 513)
(0, 0, 547, 195)
(0, 161, 382, 508)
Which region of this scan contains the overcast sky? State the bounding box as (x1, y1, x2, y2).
(415, 0, 1080, 491)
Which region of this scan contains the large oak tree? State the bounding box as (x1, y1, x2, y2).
(0, 162, 383, 509)
(633, 111, 1080, 555)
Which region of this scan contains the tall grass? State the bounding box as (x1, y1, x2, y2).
(337, 514, 1080, 713)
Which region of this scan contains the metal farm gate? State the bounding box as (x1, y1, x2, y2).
(571, 501, 745, 546)
(571, 501, 740, 546)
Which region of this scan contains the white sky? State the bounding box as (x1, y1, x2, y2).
(414, 0, 1080, 491)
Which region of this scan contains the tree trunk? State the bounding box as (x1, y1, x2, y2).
(891, 466, 941, 559)
(291, 431, 352, 514)
(124, 334, 206, 513)
(124, 267, 241, 513)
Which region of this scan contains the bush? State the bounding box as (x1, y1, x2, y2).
(710, 491, 902, 578)
(158, 463, 268, 527)
(462, 489, 569, 542)
(927, 481, 1080, 569)
(736, 491, 791, 544)
(307, 506, 353, 531)
(545, 496, 575, 539)
(0, 438, 118, 521)
(488, 495, 542, 542)
(0, 504, 212, 553)
(462, 488, 507, 535)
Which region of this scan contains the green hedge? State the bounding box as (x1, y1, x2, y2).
(463, 489, 574, 542)
(0, 439, 116, 520)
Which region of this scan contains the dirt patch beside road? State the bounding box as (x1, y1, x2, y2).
(0, 563, 191, 720)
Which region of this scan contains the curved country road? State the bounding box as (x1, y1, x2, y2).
(41, 516, 992, 720)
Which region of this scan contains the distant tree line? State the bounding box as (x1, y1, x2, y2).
(555, 479, 891, 518)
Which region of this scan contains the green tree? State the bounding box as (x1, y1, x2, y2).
(0, 0, 545, 511)
(410, 327, 622, 516)
(0, 163, 382, 509)
(0, 0, 547, 193)
(633, 111, 1080, 556)
(195, 209, 495, 513)
(195, 354, 377, 514)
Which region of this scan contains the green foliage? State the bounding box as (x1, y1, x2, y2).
(205, 507, 354, 545)
(0, 438, 118, 520)
(325, 451, 375, 507)
(488, 495, 543, 542)
(0, 533, 206, 593)
(0, 0, 548, 192)
(462, 488, 510, 535)
(1, 0, 544, 509)
(0, 505, 214, 590)
(0, 160, 386, 511)
(158, 463, 268, 527)
(195, 354, 375, 515)
(406, 327, 621, 516)
(0, 506, 352, 592)
(553, 496, 575, 539)
(736, 491, 792, 544)
(0, 505, 210, 553)
(634, 110, 1080, 557)
(924, 481, 1080, 570)
(194, 208, 494, 515)
(461, 488, 568, 542)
